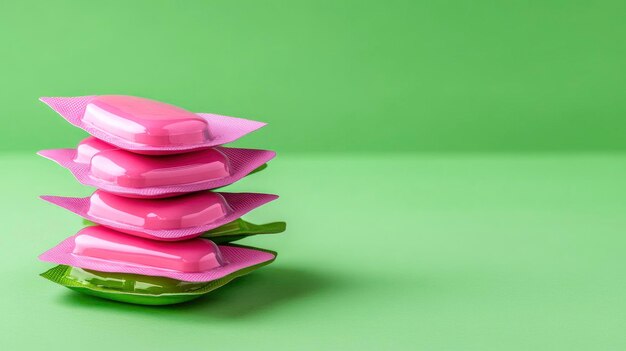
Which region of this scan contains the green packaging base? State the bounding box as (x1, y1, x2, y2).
(40, 245, 277, 305)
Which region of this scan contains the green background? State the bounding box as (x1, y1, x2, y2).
(1, 0, 626, 153)
(2, 1, 626, 350)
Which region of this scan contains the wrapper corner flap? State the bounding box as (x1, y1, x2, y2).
(36, 148, 74, 167)
(39, 96, 94, 124)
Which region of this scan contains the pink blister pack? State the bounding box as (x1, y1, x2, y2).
(39, 226, 277, 282)
(41, 191, 279, 241)
(38, 139, 275, 198)
(40, 95, 267, 154)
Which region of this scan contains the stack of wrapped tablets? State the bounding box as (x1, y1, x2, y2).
(37, 95, 285, 305)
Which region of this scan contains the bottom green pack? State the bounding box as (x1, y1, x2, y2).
(40, 245, 277, 305)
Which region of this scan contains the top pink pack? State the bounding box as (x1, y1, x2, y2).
(74, 137, 118, 164)
(72, 226, 225, 273)
(83, 95, 211, 147)
(40, 95, 267, 154)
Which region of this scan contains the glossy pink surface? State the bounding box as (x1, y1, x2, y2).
(72, 226, 224, 272)
(81, 95, 211, 146)
(87, 190, 230, 230)
(89, 148, 230, 188)
(74, 137, 118, 164)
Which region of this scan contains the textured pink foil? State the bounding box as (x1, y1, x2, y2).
(39, 239, 276, 282)
(40, 96, 266, 154)
(37, 147, 275, 198)
(41, 192, 279, 241)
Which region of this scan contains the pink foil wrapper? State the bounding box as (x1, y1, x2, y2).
(39, 238, 276, 282)
(40, 96, 266, 154)
(41, 192, 279, 241)
(37, 147, 275, 198)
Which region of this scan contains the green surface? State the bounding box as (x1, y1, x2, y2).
(1, 152, 626, 349)
(1, 1, 626, 152)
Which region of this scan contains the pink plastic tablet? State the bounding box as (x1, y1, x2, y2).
(89, 148, 230, 188)
(82, 95, 211, 147)
(71, 226, 225, 273)
(74, 137, 118, 164)
(87, 190, 230, 231)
